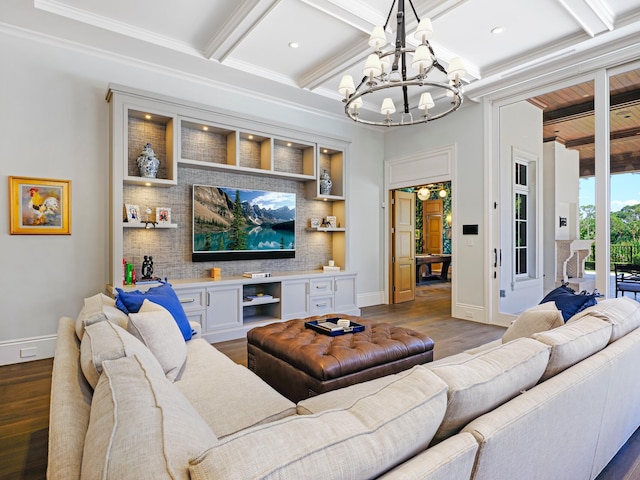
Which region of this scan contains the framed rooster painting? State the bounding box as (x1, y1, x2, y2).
(9, 176, 71, 235)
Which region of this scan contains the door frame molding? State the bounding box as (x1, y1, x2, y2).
(384, 144, 456, 305)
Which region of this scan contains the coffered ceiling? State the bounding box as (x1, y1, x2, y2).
(3, 0, 640, 112)
(2, 0, 640, 171)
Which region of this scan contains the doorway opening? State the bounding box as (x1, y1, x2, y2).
(390, 182, 452, 304)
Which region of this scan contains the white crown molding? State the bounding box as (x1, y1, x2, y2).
(33, 0, 202, 57)
(203, 0, 280, 61)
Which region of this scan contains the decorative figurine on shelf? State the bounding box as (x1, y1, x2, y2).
(136, 143, 160, 178)
(319, 169, 332, 195)
(141, 255, 154, 280)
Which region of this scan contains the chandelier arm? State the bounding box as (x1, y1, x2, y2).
(407, 0, 420, 22)
(402, 84, 410, 114)
(432, 59, 447, 76)
(383, 0, 397, 29)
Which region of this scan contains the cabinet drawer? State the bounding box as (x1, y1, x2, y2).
(175, 287, 206, 311)
(309, 295, 334, 315)
(309, 278, 333, 295)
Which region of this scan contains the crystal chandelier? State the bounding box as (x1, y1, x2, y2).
(338, 0, 465, 127)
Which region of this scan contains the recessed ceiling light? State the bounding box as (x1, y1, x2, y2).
(491, 26, 505, 35)
(288, 42, 299, 49)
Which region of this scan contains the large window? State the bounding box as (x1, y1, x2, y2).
(514, 161, 529, 276)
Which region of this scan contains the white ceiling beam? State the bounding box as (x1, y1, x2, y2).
(557, 0, 614, 37)
(203, 0, 280, 61)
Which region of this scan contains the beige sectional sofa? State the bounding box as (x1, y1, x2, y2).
(47, 293, 640, 480)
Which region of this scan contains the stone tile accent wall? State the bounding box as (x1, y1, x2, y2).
(122, 166, 334, 280)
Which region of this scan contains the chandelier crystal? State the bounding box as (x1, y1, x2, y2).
(338, 0, 465, 127)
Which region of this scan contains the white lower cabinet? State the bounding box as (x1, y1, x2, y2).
(172, 272, 358, 342)
(205, 285, 242, 331)
(334, 275, 358, 313)
(281, 279, 309, 320)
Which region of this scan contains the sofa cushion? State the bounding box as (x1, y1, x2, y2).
(115, 283, 192, 340)
(539, 285, 598, 321)
(80, 320, 161, 389)
(74, 293, 128, 340)
(175, 338, 296, 438)
(427, 337, 550, 443)
(502, 302, 564, 343)
(568, 296, 640, 343)
(81, 355, 217, 480)
(128, 300, 187, 381)
(188, 366, 448, 480)
(532, 315, 612, 381)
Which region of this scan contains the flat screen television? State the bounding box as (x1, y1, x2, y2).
(192, 184, 296, 261)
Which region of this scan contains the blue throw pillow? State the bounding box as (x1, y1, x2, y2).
(115, 282, 192, 340)
(539, 285, 598, 322)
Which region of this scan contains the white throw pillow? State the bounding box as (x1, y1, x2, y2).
(81, 355, 217, 480)
(128, 300, 187, 381)
(80, 320, 161, 389)
(75, 293, 128, 340)
(502, 302, 564, 343)
(189, 366, 447, 480)
(568, 296, 640, 343)
(532, 315, 612, 381)
(428, 337, 551, 443)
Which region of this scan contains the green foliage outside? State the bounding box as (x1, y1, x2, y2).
(228, 190, 247, 251)
(580, 203, 640, 266)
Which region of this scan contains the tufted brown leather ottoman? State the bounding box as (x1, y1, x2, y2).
(247, 315, 434, 403)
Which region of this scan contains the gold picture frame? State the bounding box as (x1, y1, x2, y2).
(9, 176, 71, 235)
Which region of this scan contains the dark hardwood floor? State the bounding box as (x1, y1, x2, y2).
(0, 281, 638, 479)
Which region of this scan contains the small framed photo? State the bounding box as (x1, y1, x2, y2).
(9, 176, 71, 235)
(156, 207, 171, 224)
(124, 204, 141, 223)
(310, 217, 321, 229)
(326, 215, 337, 229)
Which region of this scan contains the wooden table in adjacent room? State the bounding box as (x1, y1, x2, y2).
(416, 254, 452, 283)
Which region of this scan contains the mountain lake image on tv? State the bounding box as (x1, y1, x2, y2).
(192, 185, 296, 261)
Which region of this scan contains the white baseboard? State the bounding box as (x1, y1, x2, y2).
(358, 291, 385, 308)
(0, 335, 57, 366)
(452, 303, 487, 324)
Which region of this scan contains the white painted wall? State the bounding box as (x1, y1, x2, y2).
(383, 102, 487, 322)
(498, 101, 544, 314)
(542, 141, 580, 291)
(0, 30, 385, 364)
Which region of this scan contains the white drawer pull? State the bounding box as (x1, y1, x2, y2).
(315, 285, 328, 289)
(180, 298, 196, 303)
(316, 302, 328, 308)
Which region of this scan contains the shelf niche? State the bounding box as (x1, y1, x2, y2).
(126, 109, 177, 186)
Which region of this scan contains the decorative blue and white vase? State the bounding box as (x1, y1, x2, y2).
(136, 143, 160, 178)
(320, 169, 332, 195)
